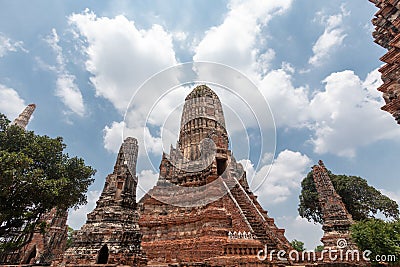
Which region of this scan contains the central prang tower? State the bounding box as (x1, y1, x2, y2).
(139, 85, 291, 266)
(179, 85, 228, 162)
(161, 85, 232, 187)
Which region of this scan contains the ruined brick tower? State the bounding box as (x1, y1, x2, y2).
(369, 0, 400, 124)
(159, 85, 231, 187)
(139, 85, 291, 266)
(311, 160, 355, 250)
(61, 137, 146, 266)
(11, 103, 36, 128)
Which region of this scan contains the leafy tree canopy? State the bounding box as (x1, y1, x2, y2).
(66, 226, 75, 248)
(290, 239, 306, 252)
(298, 170, 399, 224)
(0, 113, 95, 252)
(351, 219, 400, 264)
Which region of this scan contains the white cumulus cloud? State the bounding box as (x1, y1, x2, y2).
(254, 66, 399, 157)
(46, 28, 85, 116)
(102, 120, 163, 157)
(0, 33, 27, 57)
(193, 0, 292, 76)
(68, 10, 184, 155)
(259, 67, 310, 127)
(309, 6, 349, 66)
(67, 190, 100, 230)
(0, 85, 27, 120)
(103, 121, 125, 153)
(309, 69, 400, 157)
(240, 149, 312, 204)
(278, 215, 323, 250)
(69, 10, 177, 113)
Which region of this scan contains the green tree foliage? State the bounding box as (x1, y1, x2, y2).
(298, 170, 399, 224)
(351, 219, 400, 264)
(66, 226, 75, 248)
(290, 239, 306, 252)
(314, 245, 324, 252)
(0, 113, 95, 253)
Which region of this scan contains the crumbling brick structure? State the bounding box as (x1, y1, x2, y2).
(370, 0, 400, 123)
(311, 160, 356, 251)
(60, 137, 146, 266)
(139, 85, 291, 266)
(11, 103, 36, 129)
(18, 209, 68, 265)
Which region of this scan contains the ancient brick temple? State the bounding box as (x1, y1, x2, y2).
(60, 137, 146, 266)
(17, 209, 68, 265)
(139, 85, 291, 266)
(311, 161, 355, 251)
(370, 0, 400, 124)
(3, 89, 370, 267)
(1, 104, 69, 265)
(3, 209, 68, 265)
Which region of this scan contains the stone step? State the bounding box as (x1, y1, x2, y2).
(224, 175, 283, 251)
(227, 183, 277, 245)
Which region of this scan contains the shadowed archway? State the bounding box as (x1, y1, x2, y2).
(25, 245, 36, 264)
(97, 245, 109, 264)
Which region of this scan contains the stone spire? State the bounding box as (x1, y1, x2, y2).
(11, 104, 36, 129)
(178, 84, 228, 161)
(95, 137, 139, 210)
(312, 160, 355, 249)
(139, 85, 292, 265)
(119, 137, 138, 177)
(160, 85, 231, 186)
(61, 137, 146, 266)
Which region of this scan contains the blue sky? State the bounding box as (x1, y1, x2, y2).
(0, 0, 399, 250)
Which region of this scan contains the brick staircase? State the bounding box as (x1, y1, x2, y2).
(222, 172, 289, 253)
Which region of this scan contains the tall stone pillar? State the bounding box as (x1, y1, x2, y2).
(61, 137, 146, 266)
(11, 103, 36, 129)
(312, 160, 355, 250)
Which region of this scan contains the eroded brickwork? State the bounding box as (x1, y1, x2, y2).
(19, 209, 68, 265)
(139, 85, 291, 266)
(60, 137, 146, 266)
(311, 160, 355, 250)
(11, 103, 36, 129)
(370, 0, 400, 123)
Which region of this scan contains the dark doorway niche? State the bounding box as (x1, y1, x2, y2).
(97, 244, 109, 264)
(216, 158, 227, 176)
(25, 245, 36, 264)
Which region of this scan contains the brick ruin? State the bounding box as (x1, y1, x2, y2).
(60, 137, 146, 266)
(311, 161, 356, 251)
(17, 209, 68, 265)
(370, 0, 400, 123)
(2, 2, 399, 266)
(11, 103, 36, 129)
(3, 89, 371, 267)
(2, 209, 68, 265)
(1, 104, 69, 265)
(138, 85, 292, 266)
